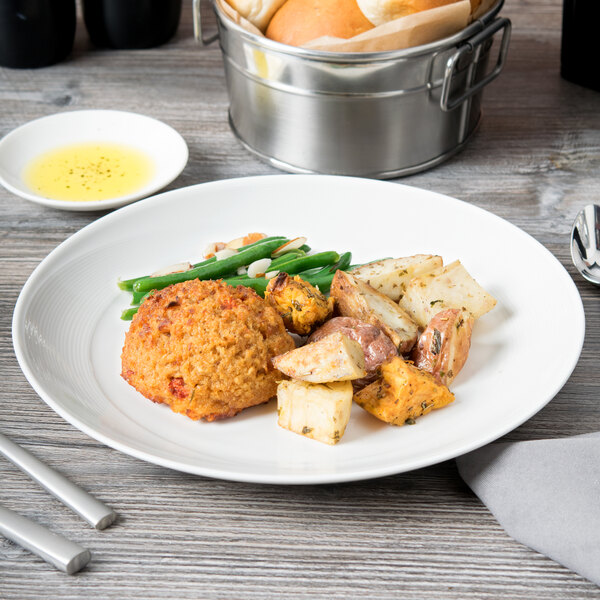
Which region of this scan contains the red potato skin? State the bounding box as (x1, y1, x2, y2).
(411, 309, 474, 387)
(308, 317, 397, 386)
(330, 270, 419, 353)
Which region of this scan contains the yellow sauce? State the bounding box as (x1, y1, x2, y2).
(24, 142, 154, 202)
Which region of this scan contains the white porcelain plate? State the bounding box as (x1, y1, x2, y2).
(12, 175, 585, 484)
(0, 110, 188, 211)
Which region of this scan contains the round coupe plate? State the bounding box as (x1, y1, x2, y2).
(12, 175, 585, 484)
(0, 110, 188, 211)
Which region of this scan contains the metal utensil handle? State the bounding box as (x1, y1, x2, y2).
(441, 17, 512, 112)
(0, 432, 116, 530)
(193, 0, 219, 45)
(0, 505, 91, 574)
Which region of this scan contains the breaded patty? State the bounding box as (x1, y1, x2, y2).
(121, 279, 295, 421)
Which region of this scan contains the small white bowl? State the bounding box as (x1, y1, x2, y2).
(0, 110, 189, 211)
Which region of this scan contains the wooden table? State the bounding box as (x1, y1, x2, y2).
(1, 0, 599, 597)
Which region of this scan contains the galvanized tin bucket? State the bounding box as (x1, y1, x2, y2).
(194, 0, 511, 178)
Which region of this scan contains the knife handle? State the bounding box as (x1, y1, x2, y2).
(0, 432, 116, 530)
(0, 505, 91, 574)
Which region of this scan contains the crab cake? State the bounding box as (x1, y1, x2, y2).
(121, 279, 295, 421)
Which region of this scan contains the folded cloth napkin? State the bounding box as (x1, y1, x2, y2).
(456, 432, 600, 586)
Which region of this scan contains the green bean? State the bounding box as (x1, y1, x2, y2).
(189, 255, 219, 269)
(133, 237, 288, 294)
(223, 276, 270, 295)
(121, 306, 139, 320)
(269, 249, 306, 270)
(123, 266, 335, 317)
(245, 251, 348, 297)
(118, 256, 218, 292)
(268, 251, 339, 276)
(291, 267, 321, 278)
(123, 276, 271, 315)
(130, 290, 153, 305)
(226, 268, 337, 297)
(293, 256, 352, 292)
(284, 251, 351, 280)
(303, 272, 335, 294)
(118, 278, 136, 292)
(118, 236, 288, 291)
(131, 290, 146, 305)
(203, 235, 288, 264)
(290, 257, 342, 278)
(118, 276, 148, 292)
(329, 251, 352, 272)
(239, 235, 288, 250)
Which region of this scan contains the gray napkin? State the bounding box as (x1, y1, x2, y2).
(456, 432, 600, 586)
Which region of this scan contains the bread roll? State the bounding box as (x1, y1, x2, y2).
(225, 0, 288, 31)
(470, 0, 482, 15)
(356, 0, 465, 26)
(266, 0, 375, 46)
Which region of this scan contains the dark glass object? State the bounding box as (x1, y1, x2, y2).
(561, 0, 600, 91)
(0, 0, 76, 69)
(82, 0, 182, 49)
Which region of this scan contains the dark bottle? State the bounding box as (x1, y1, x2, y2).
(82, 0, 182, 49)
(0, 0, 76, 69)
(561, 0, 600, 91)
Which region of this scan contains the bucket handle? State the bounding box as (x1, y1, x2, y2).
(440, 16, 511, 112)
(193, 0, 219, 45)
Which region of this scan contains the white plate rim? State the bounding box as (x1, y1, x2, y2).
(0, 109, 189, 211)
(11, 175, 586, 484)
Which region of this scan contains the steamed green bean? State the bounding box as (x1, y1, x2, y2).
(133, 237, 288, 294)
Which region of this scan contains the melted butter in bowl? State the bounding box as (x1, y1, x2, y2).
(0, 110, 188, 211)
(25, 142, 155, 202)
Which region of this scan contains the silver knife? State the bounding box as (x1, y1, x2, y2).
(0, 505, 91, 574)
(0, 432, 116, 530)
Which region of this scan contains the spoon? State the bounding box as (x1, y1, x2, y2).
(571, 204, 600, 285)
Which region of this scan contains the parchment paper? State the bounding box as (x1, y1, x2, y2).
(217, 0, 263, 37)
(219, 0, 498, 52)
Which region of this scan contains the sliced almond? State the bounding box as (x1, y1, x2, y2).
(226, 236, 246, 250)
(215, 248, 238, 260)
(271, 237, 307, 257)
(150, 262, 193, 277)
(203, 242, 225, 258)
(248, 258, 272, 278)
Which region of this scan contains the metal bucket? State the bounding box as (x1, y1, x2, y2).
(194, 0, 511, 178)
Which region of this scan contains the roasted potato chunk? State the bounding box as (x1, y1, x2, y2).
(411, 309, 474, 386)
(308, 317, 397, 387)
(272, 332, 367, 383)
(353, 356, 454, 426)
(351, 255, 443, 301)
(330, 270, 419, 353)
(277, 380, 353, 445)
(399, 260, 497, 328)
(265, 272, 334, 335)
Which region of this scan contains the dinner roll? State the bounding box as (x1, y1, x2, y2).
(265, 0, 375, 46)
(470, 0, 482, 14)
(356, 0, 464, 26)
(225, 0, 288, 31)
